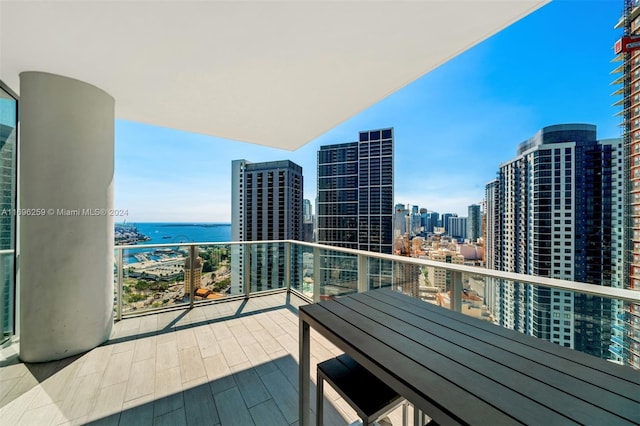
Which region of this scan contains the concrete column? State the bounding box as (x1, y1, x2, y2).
(19, 72, 114, 362)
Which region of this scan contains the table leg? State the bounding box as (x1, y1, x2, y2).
(299, 317, 311, 426)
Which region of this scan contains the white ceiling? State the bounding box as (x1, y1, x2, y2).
(1, 0, 549, 150)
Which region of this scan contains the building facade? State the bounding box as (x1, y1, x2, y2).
(302, 199, 314, 242)
(231, 159, 303, 295)
(486, 124, 622, 360)
(317, 128, 394, 253)
(448, 216, 467, 240)
(467, 204, 482, 242)
(419, 208, 429, 235)
(425, 249, 465, 292)
(184, 255, 204, 296)
(613, 0, 640, 369)
(393, 203, 408, 239)
(427, 211, 440, 234)
(317, 128, 394, 292)
(441, 213, 455, 235)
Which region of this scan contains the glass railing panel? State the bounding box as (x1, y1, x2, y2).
(369, 257, 394, 291)
(410, 265, 452, 310)
(319, 247, 358, 299)
(245, 242, 288, 295)
(290, 243, 314, 299)
(469, 276, 628, 364)
(387, 258, 420, 296)
(193, 243, 236, 303)
(119, 244, 191, 314)
(377, 253, 633, 364)
(0, 249, 14, 343)
(114, 241, 275, 316)
(459, 273, 490, 320)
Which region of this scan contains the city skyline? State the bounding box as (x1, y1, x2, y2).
(115, 1, 622, 222)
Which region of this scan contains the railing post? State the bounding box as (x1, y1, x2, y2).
(285, 241, 291, 291)
(116, 247, 123, 321)
(244, 243, 251, 299)
(189, 244, 196, 309)
(357, 253, 368, 293)
(313, 246, 320, 303)
(451, 270, 463, 312)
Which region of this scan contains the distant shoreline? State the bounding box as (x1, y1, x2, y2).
(116, 222, 232, 245)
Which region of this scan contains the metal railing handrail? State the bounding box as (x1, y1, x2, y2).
(114, 240, 640, 304)
(289, 240, 640, 304)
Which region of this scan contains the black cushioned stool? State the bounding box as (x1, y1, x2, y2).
(316, 353, 407, 426)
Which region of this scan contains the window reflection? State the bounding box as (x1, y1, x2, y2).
(0, 83, 17, 343)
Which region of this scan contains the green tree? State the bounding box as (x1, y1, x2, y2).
(127, 293, 146, 303)
(135, 280, 151, 291)
(213, 277, 231, 292)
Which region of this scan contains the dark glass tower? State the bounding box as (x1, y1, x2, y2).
(316, 129, 394, 294)
(485, 124, 622, 361)
(231, 159, 303, 294)
(317, 128, 394, 253)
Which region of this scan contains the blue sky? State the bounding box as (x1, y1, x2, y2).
(115, 0, 622, 223)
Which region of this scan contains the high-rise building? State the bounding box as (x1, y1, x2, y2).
(486, 124, 622, 361)
(393, 203, 408, 239)
(426, 211, 439, 234)
(441, 213, 455, 235)
(419, 208, 429, 235)
(425, 249, 465, 292)
(303, 199, 313, 223)
(613, 0, 640, 369)
(448, 216, 467, 240)
(467, 204, 482, 242)
(317, 128, 394, 253)
(317, 128, 394, 292)
(184, 255, 203, 296)
(410, 205, 421, 236)
(303, 199, 314, 242)
(231, 159, 303, 295)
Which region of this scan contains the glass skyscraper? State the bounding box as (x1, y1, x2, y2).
(467, 204, 482, 242)
(317, 128, 394, 253)
(231, 159, 303, 295)
(316, 129, 394, 293)
(486, 124, 623, 361)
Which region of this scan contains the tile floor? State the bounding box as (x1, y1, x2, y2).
(0, 292, 407, 426)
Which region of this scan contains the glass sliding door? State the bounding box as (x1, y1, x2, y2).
(0, 82, 17, 344)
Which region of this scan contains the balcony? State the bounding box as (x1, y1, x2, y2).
(1, 240, 638, 425)
(1, 290, 384, 425)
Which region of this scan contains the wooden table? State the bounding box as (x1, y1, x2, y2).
(298, 288, 640, 426)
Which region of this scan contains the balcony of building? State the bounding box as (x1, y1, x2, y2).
(0, 290, 379, 426)
(1, 240, 638, 425)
